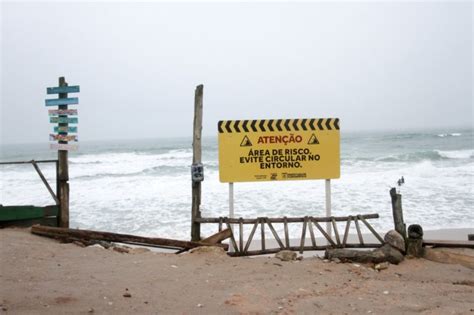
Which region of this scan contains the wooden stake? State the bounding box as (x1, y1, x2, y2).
(191, 84, 203, 241)
(390, 188, 407, 240)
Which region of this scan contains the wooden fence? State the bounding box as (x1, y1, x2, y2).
(197, 213, 384, 256)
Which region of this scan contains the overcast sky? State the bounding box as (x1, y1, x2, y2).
(1, 1, 472, 144)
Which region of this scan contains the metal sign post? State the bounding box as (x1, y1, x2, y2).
(229, 182, 235, 252)
(325, 179, 332, 238)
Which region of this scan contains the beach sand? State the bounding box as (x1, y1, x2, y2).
(1, 228, 473, 314)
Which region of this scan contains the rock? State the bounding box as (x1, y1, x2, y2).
(332, 258, 341, 263)
(87, 244, 105, 250)
(407, 224, 423, 239)
(123, 292, 132, 298)
(113, 246, 130, 254)
(129, 248, 150, 254)
(189, 246, 227, 255)
(374, 262, 390, 271)
(296, 256, 304, 261)
(384, 230, 406, 253)
(275, 250, 297, 261)
(378, 244, 404, 264)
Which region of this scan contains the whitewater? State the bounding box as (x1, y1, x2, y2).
(1, 129, 473, 240)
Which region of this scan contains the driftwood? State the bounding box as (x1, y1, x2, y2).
(423, 240, 474, 249)
(423, 247, 474, 270)
(201, 228, 231, 244)
(31, 225, 228, 251)
(325, 244, 404, 264)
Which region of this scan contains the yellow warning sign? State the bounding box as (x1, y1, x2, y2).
(218, 118, 340, 182)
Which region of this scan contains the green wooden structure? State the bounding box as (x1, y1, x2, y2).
(0, 159, 60, 227)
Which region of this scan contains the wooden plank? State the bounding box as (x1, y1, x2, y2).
(354, 216, 364, 245)
(239, 219, 244, 252)
(191, 84, 203, 242)
(244, 222, 258, 253)
(31, 161, 59, 204)
(31, 225, 229, 250)
(0, 205, 58, 221)
(49, 134, 78, 142)
(197, 213, 379, 224)
(312, 220, 337, 246)
(265, 218, 285, 249)
(331, 217, 341, 246)
(225, 222, 239, 253)
(423, 240, 474, 249)
(342, 217, 352, 246)
(48, 109, 78, 116)
(47, 85, 80, 94)
(201, 228, 231, 244)
(50, 116, 78, 124)
(50, 143, 78, 151)
(45, 97, 79, 106)
(308, 218, 317, 247)
(300, 218, 307, 253)
(359, 215, 384, 244)
(54, 126, 77, 133)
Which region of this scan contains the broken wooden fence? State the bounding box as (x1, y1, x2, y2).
(0, 159, 60, 227)
(197, 213, 384, 256)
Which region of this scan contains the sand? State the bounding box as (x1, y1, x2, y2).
(1, 228, 473, 314)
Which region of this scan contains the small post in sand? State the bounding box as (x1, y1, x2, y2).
(191, 85, 203, 241)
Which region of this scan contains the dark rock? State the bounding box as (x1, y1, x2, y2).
(408, 224, 423, 239)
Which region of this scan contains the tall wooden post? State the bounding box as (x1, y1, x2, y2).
(57, 77, 70, 228)
(390, 187, 406, 240)
(191, 85, 203, 241)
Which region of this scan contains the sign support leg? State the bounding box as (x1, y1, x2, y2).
(229, 182, 234, 252)
(325, 179, 332, 239)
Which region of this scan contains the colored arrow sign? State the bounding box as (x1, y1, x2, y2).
(50, 143, 78, 151)
(54, 126, 77, 133)
(49, 134, 78, 142)
(45, 97, 79, 106)
(48, 109, 78, 116)
(50, 116, 78, 124)
(47, 86, 80, 94)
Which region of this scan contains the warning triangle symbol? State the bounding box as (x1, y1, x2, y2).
(308, 133, 319, 145)
(240, 136, 253, 147)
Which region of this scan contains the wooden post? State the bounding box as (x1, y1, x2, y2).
(191, 84, 203, 241)
(390, 187, 406, 240)
(57, 77, 69, 228)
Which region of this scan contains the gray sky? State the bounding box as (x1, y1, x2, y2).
(1, 1, 472, 144)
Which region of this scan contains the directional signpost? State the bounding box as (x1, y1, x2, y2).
(45, 77, 80, 228)
(218, 118, 340, 240)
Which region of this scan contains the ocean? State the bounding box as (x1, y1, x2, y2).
(1, 128, 473, 240)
